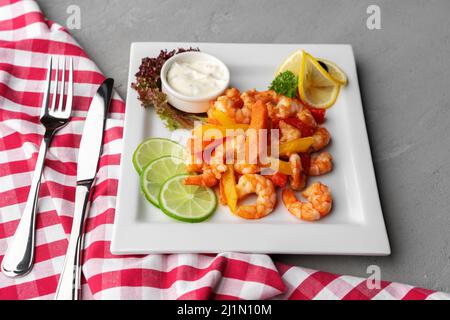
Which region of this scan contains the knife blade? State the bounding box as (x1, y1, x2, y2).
(55, 78, 114, 300)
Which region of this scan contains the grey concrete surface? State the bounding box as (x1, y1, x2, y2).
(36, 0, 450, 293)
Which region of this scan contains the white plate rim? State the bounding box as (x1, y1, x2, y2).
(111, 42, 391, 256)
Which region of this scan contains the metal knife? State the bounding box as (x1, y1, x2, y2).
(55, 78, 114, 300)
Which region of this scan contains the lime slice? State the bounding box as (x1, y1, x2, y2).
(133, 138, 186, 173)
(140, 156, 186, 207)
(159, 174, 217, 223)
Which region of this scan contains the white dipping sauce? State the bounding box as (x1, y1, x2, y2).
(167, 58, 227, 97)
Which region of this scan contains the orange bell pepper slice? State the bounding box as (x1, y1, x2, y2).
(244, 101, 269, 164)
(249, 101, 268, 130)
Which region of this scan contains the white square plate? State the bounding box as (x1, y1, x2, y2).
(111, 42, 391, 255)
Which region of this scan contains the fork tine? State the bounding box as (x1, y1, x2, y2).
(64, 57, 73, 118)
(40, 57, 53, 118)
(57, 58, 66, 112)
(50, 58, 60, 112)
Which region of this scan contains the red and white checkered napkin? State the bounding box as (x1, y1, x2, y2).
(0, 0, 448, 300)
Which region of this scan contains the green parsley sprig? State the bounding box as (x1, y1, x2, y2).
(269, 71, 299, 98)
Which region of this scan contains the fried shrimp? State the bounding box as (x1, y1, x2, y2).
(242, 89, 277, 108)
(189, 87, 335, 221)
(238, 89, 279, 124)
(209, 88, 252, 124)
(184, 150, 229, 188)
(209, 144, 229, 176)
(234, 163, 260, 174)
(279, 120, 302, 143)
(235, 174, 277, 219)
(282, 182, 332, 221)
(240, 89, 302, 120)
(267, 94, 303, 120)
(309, 152, 333, 176)
(184, 165, 220, 188)
(302, 182, 332, 217)
(297, 108, 317, 129)
(311, 127, 331, 152)
(241, 89, 258, 110)
(186, 138, 203, 173)
(211, 88, 243, 112)
(289, 153, 307, 191)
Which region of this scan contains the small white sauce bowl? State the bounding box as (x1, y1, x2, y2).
(160, 51, 230, 114)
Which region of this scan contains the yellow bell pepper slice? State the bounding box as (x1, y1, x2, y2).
(270, 158, 292, 175)
(193, 123, 248, 141)
(211, 109, 234, 126)
(193, 124, 228, 140)
(219, 178, 228, 205)
(222, 165, 238, 213)
(279, 137, 314, 157)
(211, 109, 249, 131)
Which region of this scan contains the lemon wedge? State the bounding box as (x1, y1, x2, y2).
(298, 51, 340, 109)
(317, 58, 348, 86)
(275, 50, 303, 76)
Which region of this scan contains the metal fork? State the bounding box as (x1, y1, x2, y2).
(1, 57, 73, 278)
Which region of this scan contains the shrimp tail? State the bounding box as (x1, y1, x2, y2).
(289, 153, 307, 191)
(235, 205, 265, 220)
(281, 188, 298, 207)
(184, 174, 218, 188)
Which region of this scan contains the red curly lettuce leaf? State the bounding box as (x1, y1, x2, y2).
(131, 48, 206, 130)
